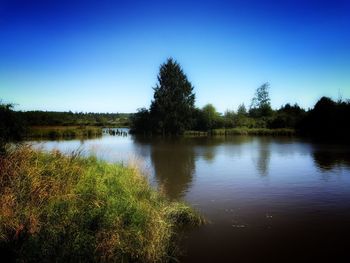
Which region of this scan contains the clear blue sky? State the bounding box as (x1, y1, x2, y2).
(0, 0, 349, 113)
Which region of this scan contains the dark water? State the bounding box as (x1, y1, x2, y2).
(31, 130, 350, 262)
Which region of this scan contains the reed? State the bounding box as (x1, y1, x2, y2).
(185, 128, 295, 136)
(211, 128, 295, 136)
(26, 126, 103, 139)
(0, 145, 203, 262)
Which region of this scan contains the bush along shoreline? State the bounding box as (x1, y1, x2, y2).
(185, 128, 295, 137)
(25, 126, 103, 140)
(0, 146, 203, 262)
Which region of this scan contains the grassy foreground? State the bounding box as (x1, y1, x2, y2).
(0, 146, 202, 262)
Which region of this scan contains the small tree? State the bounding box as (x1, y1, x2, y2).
(201, 104, 221, 130)
(150, 58, 195, 135)
(224, 109, 235, 128)
(235, 103, 255, 127)
(249, 83, 273, 117)
(237, 103, 247, 116)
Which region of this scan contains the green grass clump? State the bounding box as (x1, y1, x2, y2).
(0, 146, 202, 262)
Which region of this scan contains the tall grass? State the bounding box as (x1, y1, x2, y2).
(27, 126, 103, 139)
(211, 128, 295, 136)
(0, 146, 203, 262)
(185, 128, 295, 136)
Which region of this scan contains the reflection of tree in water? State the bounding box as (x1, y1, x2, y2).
(312, 145, 350, 171)
(196, 136, 252, 163)
(133, 136, 196, 199)
(202, 147, 215, 162)
(196, 137, 219, 163)
(151, 139, 196, 199)
(132, 135, 260, 197)
(252, 138, 271, 176)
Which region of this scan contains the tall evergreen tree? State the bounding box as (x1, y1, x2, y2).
(150, 58, 195, 135)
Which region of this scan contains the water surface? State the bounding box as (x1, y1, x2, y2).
(31, 130, 350, 262)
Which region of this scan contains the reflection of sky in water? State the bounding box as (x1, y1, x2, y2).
(31, 134, 350, 220)
(31, 133, 146, 164)
(30, 133, 350, 262)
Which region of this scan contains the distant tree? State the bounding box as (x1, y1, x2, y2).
(269, 103, 305, 128)
(16, 111, 128, 126)
(150, 58, 195, 135)
(223, 109, 235, 128)
(249, 83, 273, 117)
(313, 97, 336, 112)
(129, 108, 151, 134)
(299, 96, 350, 140)
(200, 104, 221, 130)
(237, 103, 247, 116)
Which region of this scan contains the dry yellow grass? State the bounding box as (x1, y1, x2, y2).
(0, 145, 203, 262)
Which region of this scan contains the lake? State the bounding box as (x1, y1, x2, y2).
(31, 129, 350, 262)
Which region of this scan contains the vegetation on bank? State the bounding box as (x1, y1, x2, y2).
(2, 59, 350, 141)
(130, 58, 349, 140)
(0, 103, 26, 153)
(298, 96, 350, 139)
(185, 128, 295, 136)
(26, 126, 103, 140)
(130, 58, 195, 135)
(0, 146, 203, 262)
(16, 111, 131, 127)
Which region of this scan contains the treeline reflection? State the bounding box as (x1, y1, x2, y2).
(133, 136, 350, 198)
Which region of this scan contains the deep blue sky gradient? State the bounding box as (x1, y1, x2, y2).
(1, 0, 349, 112)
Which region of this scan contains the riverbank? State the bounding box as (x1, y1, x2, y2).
(0, 146, 203, 262)
(185, 128, 295, 136)
(26, 126, 103, 139)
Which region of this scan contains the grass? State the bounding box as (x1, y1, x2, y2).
(0, 145, 203, 262)
(185, 128, 295, 136)
(26, 126, 103, 139)
(212, 128, 295, 136)
(183, 131, 209, 137)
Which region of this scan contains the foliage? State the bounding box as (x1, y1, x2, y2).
(150, 58, 196, 135)
(16, 111, 131, 127)
(185, 128, 294, 136)
(129, 108, 151, 135)
(249, 83, 273, 118)
(3, 72, 349, 140)
(26, 126, 102, 140)
(237, 103, 247, 116)
(0, 146, 203, 262)
(211, 128, 295, 136)
(223, 110, 235, 128)
(269, 103, 306, 129)
(196, 104, 222, 130)
(299, 97, 350, 140)
(131, 58, 195, 135)
(0, 103, 26, 152)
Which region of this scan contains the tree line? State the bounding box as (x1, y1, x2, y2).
(0, 107, 130, 151)
(130, 58, 350, 140)
(5, 110, 131, 127)
(1, 58, 349, 143)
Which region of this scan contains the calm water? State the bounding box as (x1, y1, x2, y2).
(31, 129, 350, 262)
